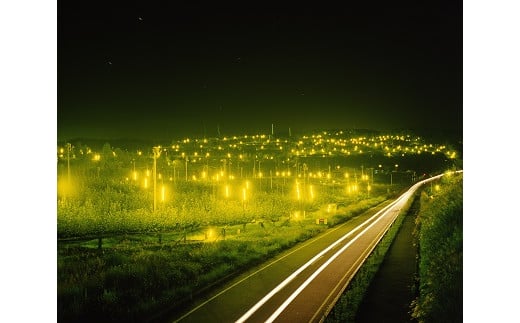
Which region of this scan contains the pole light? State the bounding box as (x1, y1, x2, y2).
(66, 143, 71, 183)
(153, 146, 162, 212)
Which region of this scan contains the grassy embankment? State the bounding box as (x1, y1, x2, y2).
(411, 173, 463, 322)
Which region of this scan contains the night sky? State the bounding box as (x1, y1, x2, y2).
(58, 2, 462, 141)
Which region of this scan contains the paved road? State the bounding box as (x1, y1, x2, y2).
(171, 174, 447, 323)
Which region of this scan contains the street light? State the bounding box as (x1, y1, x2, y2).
(153, 146, 162, 212)
(225, 185, 230, 198)
(161, 185, 166, 202)
(66, 143, 71, 184)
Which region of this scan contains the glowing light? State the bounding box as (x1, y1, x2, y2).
(242, 187, 247, 202)
(206, 228, 215, 240)
(225, 185, 230, 198)
(133, 171, 137, 181)
(161, 185, 165, 201)
(144, 178, 148, 189)
(309, 185, 314, 200)
(58, 178, 76, 197)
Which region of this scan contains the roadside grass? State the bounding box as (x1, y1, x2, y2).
(411, 174, 463, 322)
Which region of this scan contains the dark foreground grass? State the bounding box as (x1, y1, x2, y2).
(58, 196, 387, 323)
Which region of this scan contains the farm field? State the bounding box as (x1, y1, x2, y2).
(57, 131, 460, 322)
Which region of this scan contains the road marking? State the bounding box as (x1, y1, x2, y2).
(263, 192, 411, 323)
(235, 196, 405, 323)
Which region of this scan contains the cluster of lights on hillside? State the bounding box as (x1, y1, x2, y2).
(57, 130, 457, 163)
(57, 130, 460, 213)
(58, 130, 458, 202)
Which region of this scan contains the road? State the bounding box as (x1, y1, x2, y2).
(170, 174, 447, 323)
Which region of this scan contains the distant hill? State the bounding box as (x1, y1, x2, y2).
(58, 128, 462, 153)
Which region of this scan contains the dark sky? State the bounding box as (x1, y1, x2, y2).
(58, 1, 462, 141)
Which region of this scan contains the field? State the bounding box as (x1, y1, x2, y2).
(57, 133, 459, 322)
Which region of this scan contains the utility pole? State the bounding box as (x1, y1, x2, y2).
(185, 156, 188, 182)
(270, 170, 273, 190)
(66, 143, 71, 183)
(153, 146, 161, 212)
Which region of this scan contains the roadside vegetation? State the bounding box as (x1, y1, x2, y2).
(411, 172, 463, 322)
